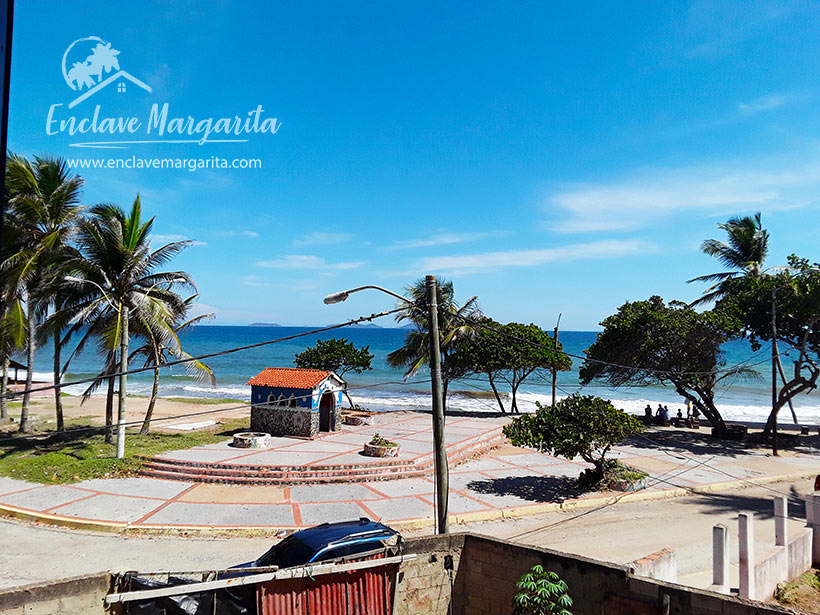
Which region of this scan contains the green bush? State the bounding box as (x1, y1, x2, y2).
(513, 565, 572, 615)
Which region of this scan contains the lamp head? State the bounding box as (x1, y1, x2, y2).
(323, 291, 349, 305)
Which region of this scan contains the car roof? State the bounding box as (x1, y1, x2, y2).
(292, 518, 397, 551)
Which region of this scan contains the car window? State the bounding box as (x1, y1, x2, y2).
(256, 537, 313, 568)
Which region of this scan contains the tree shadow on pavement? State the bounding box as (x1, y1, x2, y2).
(466, 475, 583, 503)
(627, 429, 776, 458)
(666, 481, 809, 521)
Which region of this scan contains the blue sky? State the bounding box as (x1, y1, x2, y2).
(8, 1, 820, 329)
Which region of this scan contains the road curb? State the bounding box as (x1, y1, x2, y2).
(0, 470, 816, 537)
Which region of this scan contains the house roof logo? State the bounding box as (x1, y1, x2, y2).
(62, 36, 151, 109)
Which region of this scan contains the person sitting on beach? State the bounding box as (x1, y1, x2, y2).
(660, 405, 670, 424)
(644, 404, 653, 424)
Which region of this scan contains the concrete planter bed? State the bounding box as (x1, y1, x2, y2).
(362, 442, 400, 458)
(362, 434, 400, 458)
(342, 411, 374, 426)
(231, 432, 272, 449)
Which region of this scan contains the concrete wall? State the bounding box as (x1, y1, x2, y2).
(631, 548, 678, 584)
(395, 533, 794, 615)
(395, 534, 465, 615)
(755, 527, 813, 602)
(0, 574, 111, 615)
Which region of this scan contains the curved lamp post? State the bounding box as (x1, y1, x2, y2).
(324, 275, 449, 534)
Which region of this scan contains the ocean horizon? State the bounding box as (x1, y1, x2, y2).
(21, 324, 820, 425)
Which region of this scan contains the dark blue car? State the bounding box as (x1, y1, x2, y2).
(239, 517, 402, 569)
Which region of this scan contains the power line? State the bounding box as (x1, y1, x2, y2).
(2, 306, 407, 401)
(0, 378, 431, 445)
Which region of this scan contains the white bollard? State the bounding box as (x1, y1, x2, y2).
(739, 512, 755, 600)
(774, 496, 787, 547)
(712, 524, 730, 590)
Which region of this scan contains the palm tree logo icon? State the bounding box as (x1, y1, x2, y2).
(60, 36, 151, 108)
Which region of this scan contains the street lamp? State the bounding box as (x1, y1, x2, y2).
(324, 275, 450, 534)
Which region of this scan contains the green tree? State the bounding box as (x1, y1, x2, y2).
(717, 256, 820, 435)
(504, 394, 643, 484)
(294, 338, 374, 407)
(578, 296, 746, 437)
(61, 196, 194, 439)
(2, 155, 84, 431)
(688, 212, 769, 306)
(513, 565, 572, 615)
(387, 277, 480, 412)
(451, 318, 571, 413)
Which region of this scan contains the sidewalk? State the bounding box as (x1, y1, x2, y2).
(0, 414, 818, 534)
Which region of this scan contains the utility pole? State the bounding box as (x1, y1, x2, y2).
(0, 0, 13, 258)
(426, 275, 448, 534)
(771, 288, 778, 457)
(552, 313, 561, 407)
(116, 304, 129, 459)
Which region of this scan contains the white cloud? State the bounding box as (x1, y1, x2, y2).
(240, 275, 272, 287)
(547, 159, 820, 233)
(390, 232, 494, 250)
(416, 239, 652, 275)
(293, 231, 353, 246)
(737, 93, 790, 116)
(256, 255, 364, 270)
(217, 230, 259, 238)
(152, 233, 206, 246)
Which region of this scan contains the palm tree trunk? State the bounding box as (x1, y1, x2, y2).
(19, 298, 35, 433)
(140, 367, 160, 435)
(53, 331, 64, 431)
(442, 378, 449, 415)
(105, 375, 114, 444)
(0, 355, 9, 421)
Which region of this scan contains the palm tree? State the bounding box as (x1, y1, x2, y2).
(688, 213, 769, 306)
(2, 155, 84, 431)
(61, 195, 194, 439)
(387, 277, 480, 412)
(131, 294, 215, 434)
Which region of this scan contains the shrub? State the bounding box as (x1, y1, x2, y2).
(513, 565, 572, 615)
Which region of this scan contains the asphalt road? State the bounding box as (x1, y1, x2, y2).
(0, 477, 814, 591)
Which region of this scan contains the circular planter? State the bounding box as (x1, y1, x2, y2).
(362, 442, 400, 458)
(232, 432, 272, 449)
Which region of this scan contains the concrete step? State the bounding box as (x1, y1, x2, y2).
(137, 432, 506, 485)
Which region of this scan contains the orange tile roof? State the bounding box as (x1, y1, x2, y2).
(246, 368, 334, 389)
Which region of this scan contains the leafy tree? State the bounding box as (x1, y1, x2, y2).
(513, 565, 572, 615)
(688, 212, 769, 306)
(387, 277, 480, 412)
(451, 318, 571, 413)
(504, 394, 642, 485)
(294, 338, 374, 407)
(578, 296, 746, 436)
(717, 256, 820, 434)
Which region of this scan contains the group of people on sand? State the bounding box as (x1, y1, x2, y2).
(643, 402, 700, 428)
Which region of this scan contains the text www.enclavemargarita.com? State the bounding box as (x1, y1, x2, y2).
(66, 155, 263, 173)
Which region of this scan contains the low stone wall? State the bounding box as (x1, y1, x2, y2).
(251, 404, 318, 437)
(0, 574, 111, 615)
(395, 533, 793, 615)
(630, 548, 678, 584)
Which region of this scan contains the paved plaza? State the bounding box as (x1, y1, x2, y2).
(0, 412, 818, 533)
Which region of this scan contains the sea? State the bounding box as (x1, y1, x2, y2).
(23, 325, 820, 425)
